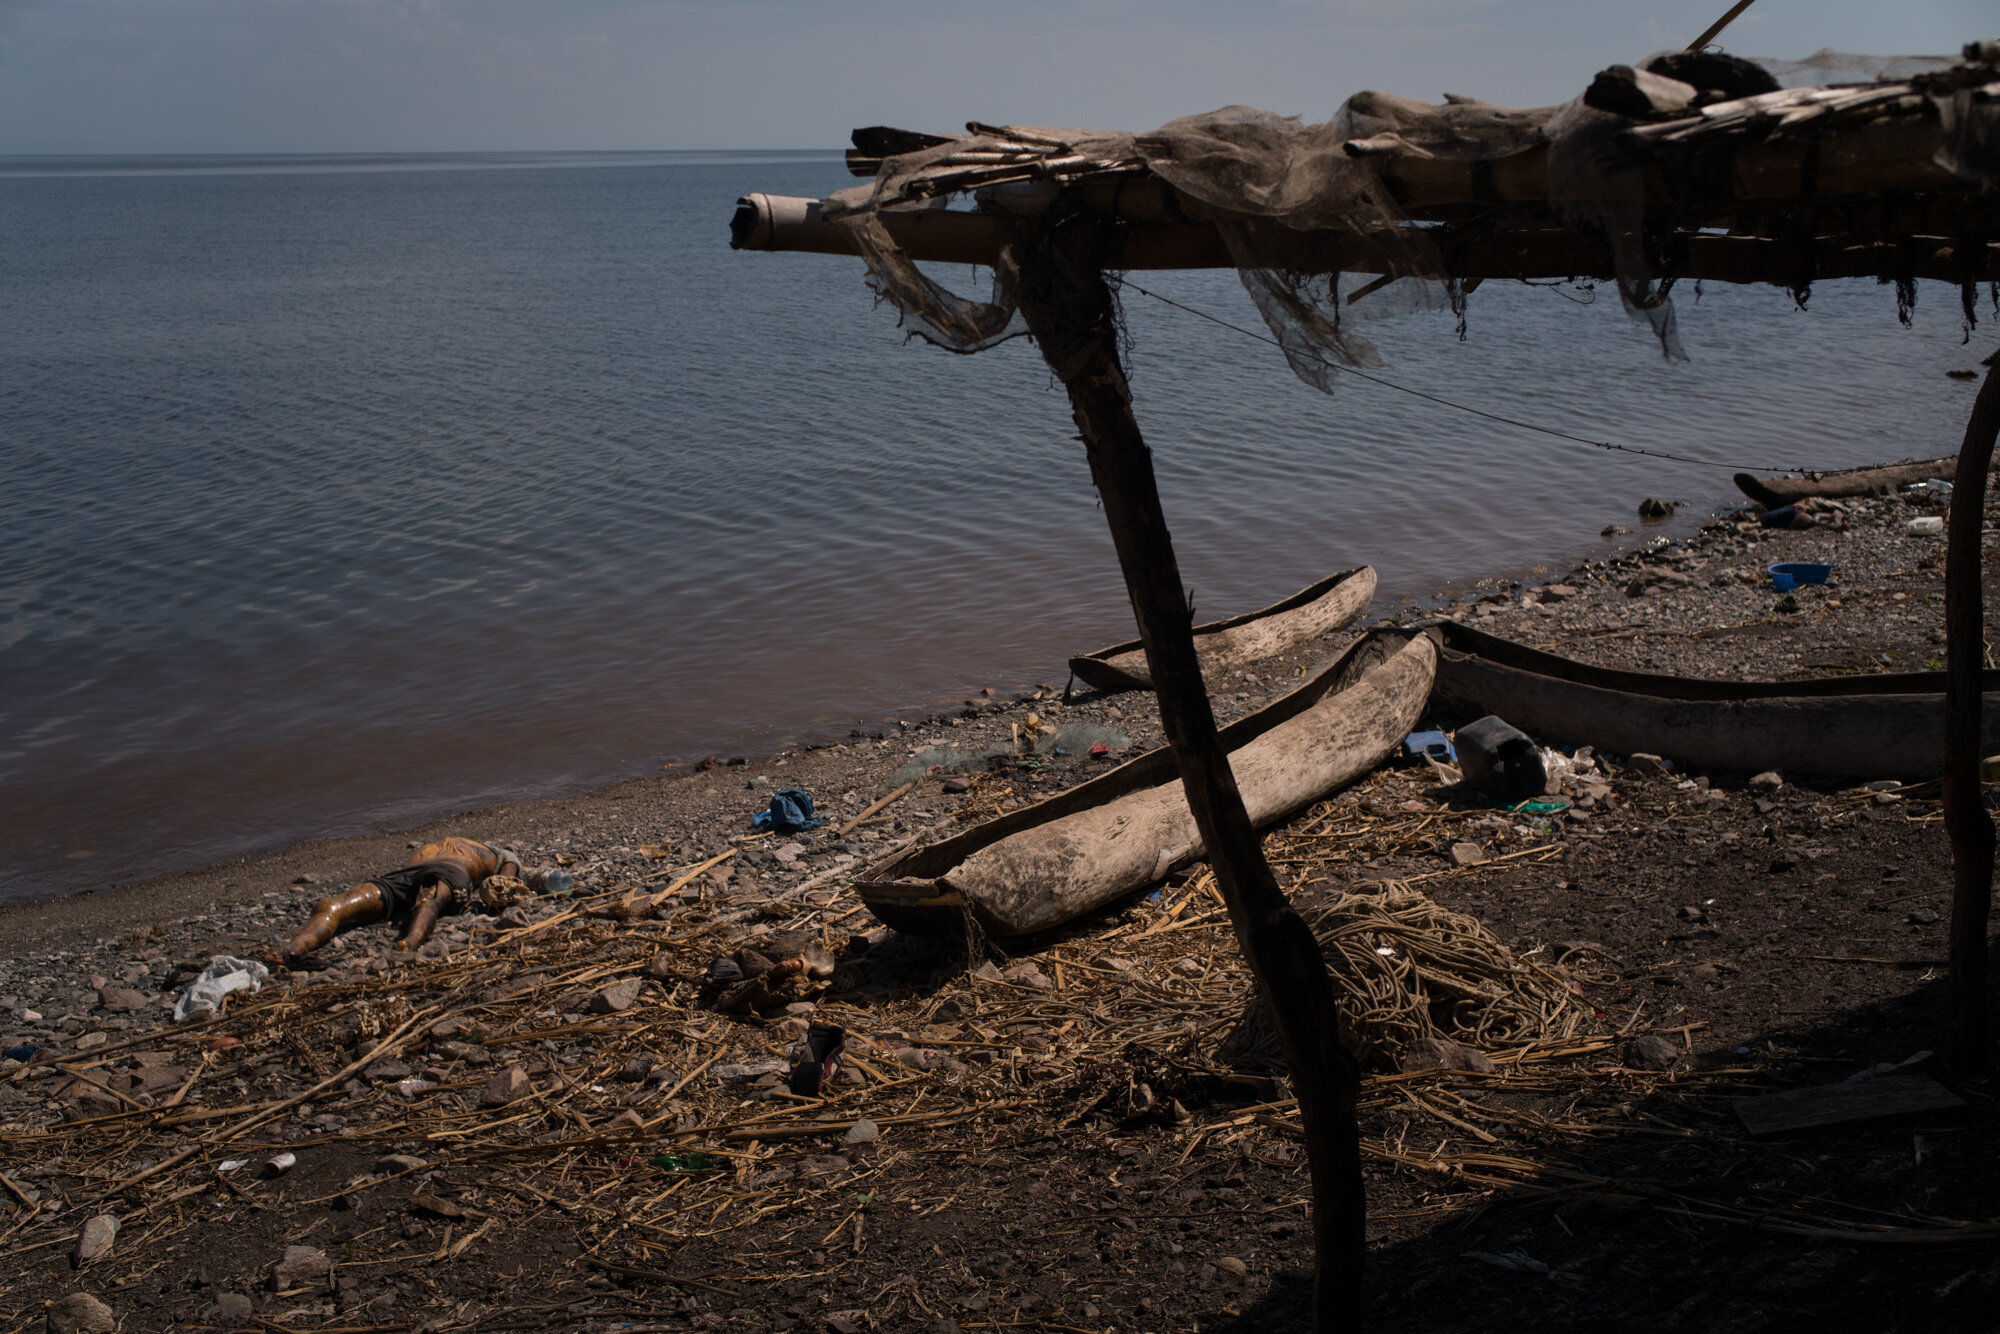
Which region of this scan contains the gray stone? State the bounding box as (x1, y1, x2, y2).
(72, 1031, 108, 1052)
(842, 1117, 881, 1144)
(272, 1244, 332, 1291)
(374, 1153, 427, 1175)
(1399, 1036, 1494, 1074)
(589, 979, 642, 1014)
(1624, 1034, 1680, 1070)
(363, 1059, 412, 1082)
(73, 1214, 118, 1265)
(45, 1293, 116, 1334)
(1447, 842, 1488, 868)
(1749, 770, 1784, 792)
(215, 1292, 256, 1320)
(1626, 753, 1673, 776)
(96, 988, 148, 1013)
(479, 1065, 530, 1108)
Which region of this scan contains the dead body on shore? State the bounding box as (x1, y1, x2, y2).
(267, 838, 535, 966)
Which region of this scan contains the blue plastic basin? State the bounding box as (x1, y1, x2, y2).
(1769, 561, 1832, 593)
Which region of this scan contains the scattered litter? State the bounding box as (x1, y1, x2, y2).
(1403, 729, 1456, 763)
(752, 788, 825, 833)
(262, 1153, 297, 1177)
(1906, 516, 1944, 536)
(1768, 561, 1831, 592)
(171, 956, 269, 1024)
(1454, 716, 1547, 803)
(649, 1152, 721, 1172)
(2, 1044, 40, 1062)
(1465, 1250, 1585, 1289)
(789, 1023, 846, 1096)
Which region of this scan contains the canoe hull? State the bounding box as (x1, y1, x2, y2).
(1069, 565, 1376, 693)
(1426, 622, 2000, 780)
(860, 628, 1436, 938)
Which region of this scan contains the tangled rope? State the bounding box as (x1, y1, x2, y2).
(1228, 883, 1587, 1070)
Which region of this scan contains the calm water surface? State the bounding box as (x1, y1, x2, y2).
(0, 151, 1984, 903)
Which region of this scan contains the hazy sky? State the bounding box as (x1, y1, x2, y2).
(0, 0, 1987, 154)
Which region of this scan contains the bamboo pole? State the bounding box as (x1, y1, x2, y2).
(1946, 351, 2000, 1077)
(1008, 213, 1364, 1331)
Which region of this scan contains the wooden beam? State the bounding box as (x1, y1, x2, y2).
(734, 194, 2000, 286)
(1946, 351, 2000, 1078)
(1008, 214, 1364, 1331)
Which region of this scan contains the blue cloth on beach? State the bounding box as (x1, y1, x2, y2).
(753, 788, 824, 833)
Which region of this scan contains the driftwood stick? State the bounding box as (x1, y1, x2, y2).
(837, 781, 916, 837)
(1946, 351, 2000, 1077)
(1010, 214, 1363, 1330)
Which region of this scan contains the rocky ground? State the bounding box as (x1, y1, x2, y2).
(2, 476, 1995, 1334)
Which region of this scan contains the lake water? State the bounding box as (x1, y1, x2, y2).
(0, 151, 1984, 904)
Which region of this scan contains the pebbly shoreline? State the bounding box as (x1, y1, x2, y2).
(0, 475, 1974, 1046)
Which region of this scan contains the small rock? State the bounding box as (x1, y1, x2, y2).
(1000, 962, 1052, 990)
(272, 1244, 332, 1291)
(1625, 753, 1672, 776)
(603, 1108, 646, 1133)
(215, 1293, 256, 1321)
(1624, 1034, 1680, 1070)
(480, 1065, 530, 1108)
(1398, 1036, 1494, 1074)
(589, 979, 643, 1014)
(1447, 842, 1488, 868)
(96, 988, 148, 1013)
(1749, 770, 1784, 793)
(644, 953, 677, 982)
(971, 961, 1005, 983)
(45, 1293, 117, 1334)
(1216, 1256, 1249, 1277)
(618, 1055, 654, 1082)
(375, 1153, 427, 1174)
(1637, 497, 1673, 519)
(1676, 905, 1708, 922)
(73, 1032, 108, 1053)
(363, 1059, 412, 1082)
(1908, 908, 1941, 926)
(942, 776, 972, 794)
(1539, 584, 1579, 601)
(73, 1215, 118, 1266)
(843, 1117, 881, 1144)
(1601, 524, 1630, 537)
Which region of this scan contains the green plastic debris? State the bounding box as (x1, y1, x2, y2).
(1506, 799, 1568, 816)
(649, 1152, 721, 1172)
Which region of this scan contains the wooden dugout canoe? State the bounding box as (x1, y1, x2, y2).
(1422, 621, 2000, 780)
(856, 628, 1436, 938)
(1067, 565, 1376, 693)
(1733, 456, 1957, 508)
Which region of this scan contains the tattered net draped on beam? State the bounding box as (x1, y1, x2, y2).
(806, 45, 2000, 390)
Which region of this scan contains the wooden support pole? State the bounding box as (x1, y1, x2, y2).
(1946, 351, 2000, 1077)
(1008, 215, 1364, 1329)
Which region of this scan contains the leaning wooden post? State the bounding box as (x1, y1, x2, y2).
(1946, 350, 2000, 1078)
(1008, 216, 1365, 1328)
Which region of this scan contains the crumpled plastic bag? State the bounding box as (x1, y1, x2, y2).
(752, 788, 824, 833)
(173, 955, 269, 1023)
